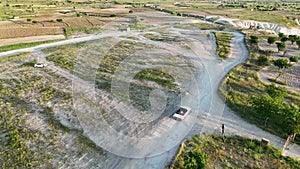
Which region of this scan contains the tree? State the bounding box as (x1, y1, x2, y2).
(280, 36, 288, 43)
(267, 36, 276, 45)
(183, 150, 207, 169)
(250, 84, 286, 117)
(273, 59, 292, 80)
(276, 42, 286, 52)
(257, 55, 269, 66)
(278, 32, 284, 38)
(251, 94, 283, 116)
(265, 83, 287, 99)
(296, 39, 300, 49)
(282, 104, 300, 153)
(250, 35, 259, 44)
(288, 35, 298, 45)
(289, 56, 298, 62)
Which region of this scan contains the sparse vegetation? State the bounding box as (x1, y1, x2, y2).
(168, 134, 300, 169)
(214, 32, 233, 59)
(135, 69, 176, 89)
(63, 26, 102, 37)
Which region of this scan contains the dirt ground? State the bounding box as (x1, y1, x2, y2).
(258, 38, 300, 92)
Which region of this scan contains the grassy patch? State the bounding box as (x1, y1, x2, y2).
(44, 43, 84, 71)
(0, 52, 31, 63)
(0, 39, 64, 53)
(143, 33, 182, 42)
(268, 77, 287, 85)
(214, 32, 233, 59)
(174, 22, 231, 30)
(64, 26, 102, 37)
(135, 69, 175, 89)
(168, 134, 300, 169)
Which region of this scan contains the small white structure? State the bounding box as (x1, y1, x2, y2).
(173, 106, 191, 121)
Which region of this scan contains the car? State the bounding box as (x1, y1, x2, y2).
(34, 63, 47, 68)
(173, 106, 191, 121)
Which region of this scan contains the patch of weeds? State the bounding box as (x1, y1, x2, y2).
(268, 78, 287, 85)
(63, 26, 102, 38)
(135, 69, 175, 87)
(143, 33, 182, 42)
(214, 32, 233, 59)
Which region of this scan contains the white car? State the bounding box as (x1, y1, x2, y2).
(34, 63, 47, 68)
(173, 106, 191, 121)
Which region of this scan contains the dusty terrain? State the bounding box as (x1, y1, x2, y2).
(258, 38, 300, 92)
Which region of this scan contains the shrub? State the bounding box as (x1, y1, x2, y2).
(278, 32, 284, 38)
(265, 50, 274, 54)
(289, 56, 298, 62)
(183, 150, 207, 169)
(26, 18, 31, 22)
(250, 35, 259, 44)
(280, 36, 288, 43)
(267, 36, 276, 45)
(129, 10, 133, 13)
(257, 55, 269, 66)
(32, 20, 38, 23)
(56, 18, 63, 22)
(110, 13, 117, 17)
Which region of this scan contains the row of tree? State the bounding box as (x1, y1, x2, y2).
(249, 32, 300, 151)
(250, 33, 300, 53)
(251, 84, 300, 149)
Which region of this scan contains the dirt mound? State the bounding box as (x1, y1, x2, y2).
(214, 17, 300, 35)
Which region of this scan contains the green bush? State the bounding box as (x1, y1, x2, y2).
(32, 20, 38, 24)
(110, 13, 117, 17)
(289, 56, 298, 62)
(56, 18, 63, 22)
(257, 55, 269, 66)
(250, 35, 259, 44)
(26, 18, 31, 22)
(183, 150, 207, 169)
